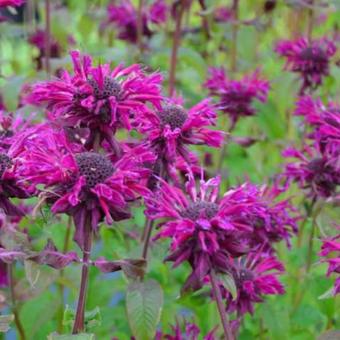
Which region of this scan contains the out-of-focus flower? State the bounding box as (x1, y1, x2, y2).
(319, 234, 340, 295)
(213, 6, 232, 23)
(135, 97, 223, 182)
(224, 252, 285, 316)
(0, 0, 24, 7)
(28, 29, 62, 71)
(155, 320, 217, 340)
(104, 0, 168, 43)
(282, 145, 339, 199)
(16, 124, 153, 249)
(26, 51, 162, 151)
(204, 67, 269, 125)
(294, 96, 340, 162)
(275, 37, 336, 94)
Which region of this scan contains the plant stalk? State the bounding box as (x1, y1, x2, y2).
(72, 217, 92, 334)
(307, 0, 314, 43)
(168, 1, 187, 96)
(44, 0, 51, 75)
(136, 0, 144, 56)
(57, 217, 72, 333)
(8, 264, 26, 340)
(230, 0, 239, 72)
(210, 269, 233, 340)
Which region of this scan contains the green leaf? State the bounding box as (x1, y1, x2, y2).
(126, 279, 163, 340)
(24, 260, 40, 288)
(0, 314, 14, 333)
(318, 286, 336, 300)
(63, 306, 101, 332)
(47, 333, 96, 340)
(219, 273, 237, 300)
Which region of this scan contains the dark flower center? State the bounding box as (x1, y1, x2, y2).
(0, 153, 11, 178)
(182, 201, 219, 221)
(88, 77, 122, 100)
(234, 268, 254, 287)
(300, 47, 327, 63)
(158, 104, 188, 130)
(306, 157, 338, 194)
(75, 152, 114, 188)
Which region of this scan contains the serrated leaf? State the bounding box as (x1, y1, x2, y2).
(0, 314, 14, 332)
(24, 260, 40, 288)
(47, 333, 95, 340)
(219, 273, 237, 300)
(126, 279, 163, 340)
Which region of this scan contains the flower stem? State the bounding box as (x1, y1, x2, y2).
(8, 264, 26, 340)
(168, 1, 186, 96)
(141, 219, 154, 260)
(210, 269, 234, 340)
(198, 0, 211, 41)
(230, 0, 239, 73)
(44, 0, 51, 75)
(72, 217, 92, 334)
(216, 119, 236, 175)
(136, 0, 144, 57)
(307, 0, 314, 43)
(57, 217, 72, 333)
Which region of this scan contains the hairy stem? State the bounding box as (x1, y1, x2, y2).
(168, 1, 186, 96)
(44, 0, 51, 75)
(8, 264, 26, 340)
(72, 217, 92, 334)
(57, 217, 72, 333)
(136, 0, 144, 56)
(230, 0, 239, 72)
(210, 269, 234, 340)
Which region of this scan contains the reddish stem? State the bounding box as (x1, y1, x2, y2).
(231, 0, 239, 72)
(168, 1, 186, 96)
(44, 0, 51, 75)
(72, 217, 92, 334)
(198, 0, 211, 40)
(210, 269, 234, 340)
(307, 0, 314, 43)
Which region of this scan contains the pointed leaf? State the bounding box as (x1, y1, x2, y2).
(24, 260, 40, 288)
(126, 279, 163, 340)
(47, 333, 95, 340)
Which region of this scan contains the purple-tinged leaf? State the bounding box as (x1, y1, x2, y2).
(29, 239, 79, 269)
(0, 248, 26, 263)
(93, 257, 146, 279)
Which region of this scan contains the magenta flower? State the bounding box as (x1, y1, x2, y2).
(145, 173, 267, 291)
(26, 51, 162, 151)
(282, 145, 339, 199)
(155, 321, 216, 340)
(28, 29, 62, 71)
(295, 96, 340, 161)
(0, 0, 24, 7)
(0, 144, 29, 216)
(135, 97, 223, 181)
(213, 6, 233, 23)
(275, 37, 336, 94)
(239, 184, 298, 249)
(0, 260, 7, 287)
(17, 124, 153, 249)
(319, 234, 340, 296)
(224, 252, 285, 316)
(104, 0, 167, 43)
(149, 0, 168, 24)
(204, 67, 269, 126)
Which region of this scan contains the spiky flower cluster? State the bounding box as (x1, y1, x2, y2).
(275, 37, 336, 94)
